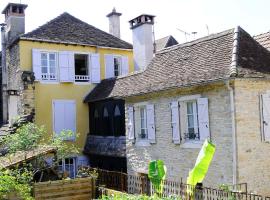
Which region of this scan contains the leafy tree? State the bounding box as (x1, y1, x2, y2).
(0, 122, 79, 199)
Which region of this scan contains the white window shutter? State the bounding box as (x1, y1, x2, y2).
(64, 101, 76, 140)
(53, 101, 65, 136)
(53, 100, 76, 140)
(121, 56, 129, 76)
(59, 51, 71, 82)
(170, 101, 181, 144)
(198, 98, 210, 141)
(127, 106, 135, 141)
(147, 104, 156, 144)
(68, 52, 75, 81)
(105, 54, 114, 79)
(262, 94, 270, 141)
(90, 54, 100, 83)
(32, 49, 41, 81)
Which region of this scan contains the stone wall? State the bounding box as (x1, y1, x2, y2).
(125, 82, 234, 187)
(6, 43, 35, 119)
(234, 79, 270, 195)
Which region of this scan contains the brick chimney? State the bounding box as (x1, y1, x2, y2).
(106, 8, 122, 38)
(2, 3, 28, 41)
(129, 14, 155, 71)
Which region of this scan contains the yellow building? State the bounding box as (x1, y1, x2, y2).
(1, 3, 133, 177)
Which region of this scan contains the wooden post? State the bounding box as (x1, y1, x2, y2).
(92, 177, 96, 199)
(141, 176, 145, 194)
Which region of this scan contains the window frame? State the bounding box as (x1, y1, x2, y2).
(113, 56, 122, 77)
(58, 157, 76, 179)
(40, 51, 58, 81)
(139, 106, 148, 140)
(185, 100, 199, 141)
(74, 53, 90, 82)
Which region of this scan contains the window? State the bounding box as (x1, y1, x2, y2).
(114, 105, 124, 136)
(75, 54, 89, 82)
(140, 107, 148, 139)
(102, 107, 110, 135)
(41, 52, 57, 81)
(93, 108, 100, 135)
(58, 158, 76, 178)
(186, 101, 199, 140)
(114, 56, 121, 77)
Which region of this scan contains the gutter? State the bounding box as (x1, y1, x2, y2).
(19, 37, 133, 51)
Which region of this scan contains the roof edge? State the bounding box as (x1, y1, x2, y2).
(19, 37, 133, 51)
(157, 28, 234, 55)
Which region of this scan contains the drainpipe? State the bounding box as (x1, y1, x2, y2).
(1, 24, 8, 124)
(226, 80, 237, 185)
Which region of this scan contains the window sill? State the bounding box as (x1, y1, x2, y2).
(74, 82, 91, 85)
(39, 81, 59, 84)
(135, 140, 151, 147)
(181, 140, 203, 149)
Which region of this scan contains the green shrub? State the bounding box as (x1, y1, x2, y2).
(101, 193, 182, 200)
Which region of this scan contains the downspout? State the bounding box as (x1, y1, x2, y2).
(227, 26, 240, 185)
(1, 24, 8, 124)
(227, 80, 237, 185)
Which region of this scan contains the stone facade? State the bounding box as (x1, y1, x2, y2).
(234, 79, 270, 196)
(5, 43, 35, 122)
(125, 82, 234, 187)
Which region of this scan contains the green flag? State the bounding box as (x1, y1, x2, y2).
(187, 139, 216, 187)
(148, 160, 167, 194)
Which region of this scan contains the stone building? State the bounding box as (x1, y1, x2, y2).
(85, 24, 270, 195)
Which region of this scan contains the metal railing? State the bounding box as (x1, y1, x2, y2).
(75, 75, 90, 81)
(41, 73, 57, 81)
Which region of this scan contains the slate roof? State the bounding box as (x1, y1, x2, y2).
(20, 12, 132, 49)
(84, 27, 270, 102)
(0, 146, 56, 168)
(254, 31, 270, 51)
(155, 35, 178, 51)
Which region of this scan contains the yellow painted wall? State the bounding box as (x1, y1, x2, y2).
(19, 40, 134, 152)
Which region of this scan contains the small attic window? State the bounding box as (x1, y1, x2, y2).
(18, 7, 23, 14)
(12, 6, 17, 13)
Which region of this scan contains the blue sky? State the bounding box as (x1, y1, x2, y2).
(0, 0, 270, 45)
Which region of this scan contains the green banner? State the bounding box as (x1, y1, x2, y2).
(148, 160, 167, 194)
(187, 139, 216, 187)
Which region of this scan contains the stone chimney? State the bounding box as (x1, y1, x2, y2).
(129, 14, 155, 71)
(2, 3, 28, 41)
(106, 8, 122, 38)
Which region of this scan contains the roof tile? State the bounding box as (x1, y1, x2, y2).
(21, 12, 132, 49)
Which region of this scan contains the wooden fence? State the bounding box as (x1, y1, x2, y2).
(34, 177, 95, 200)
(93, 168, 270, 200)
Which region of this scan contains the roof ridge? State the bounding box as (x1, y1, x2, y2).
(157, 28, 235, 54)
(156, 35, 171, 41)
(229, 26, 240, 77)
(254, 31, 270, 38)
